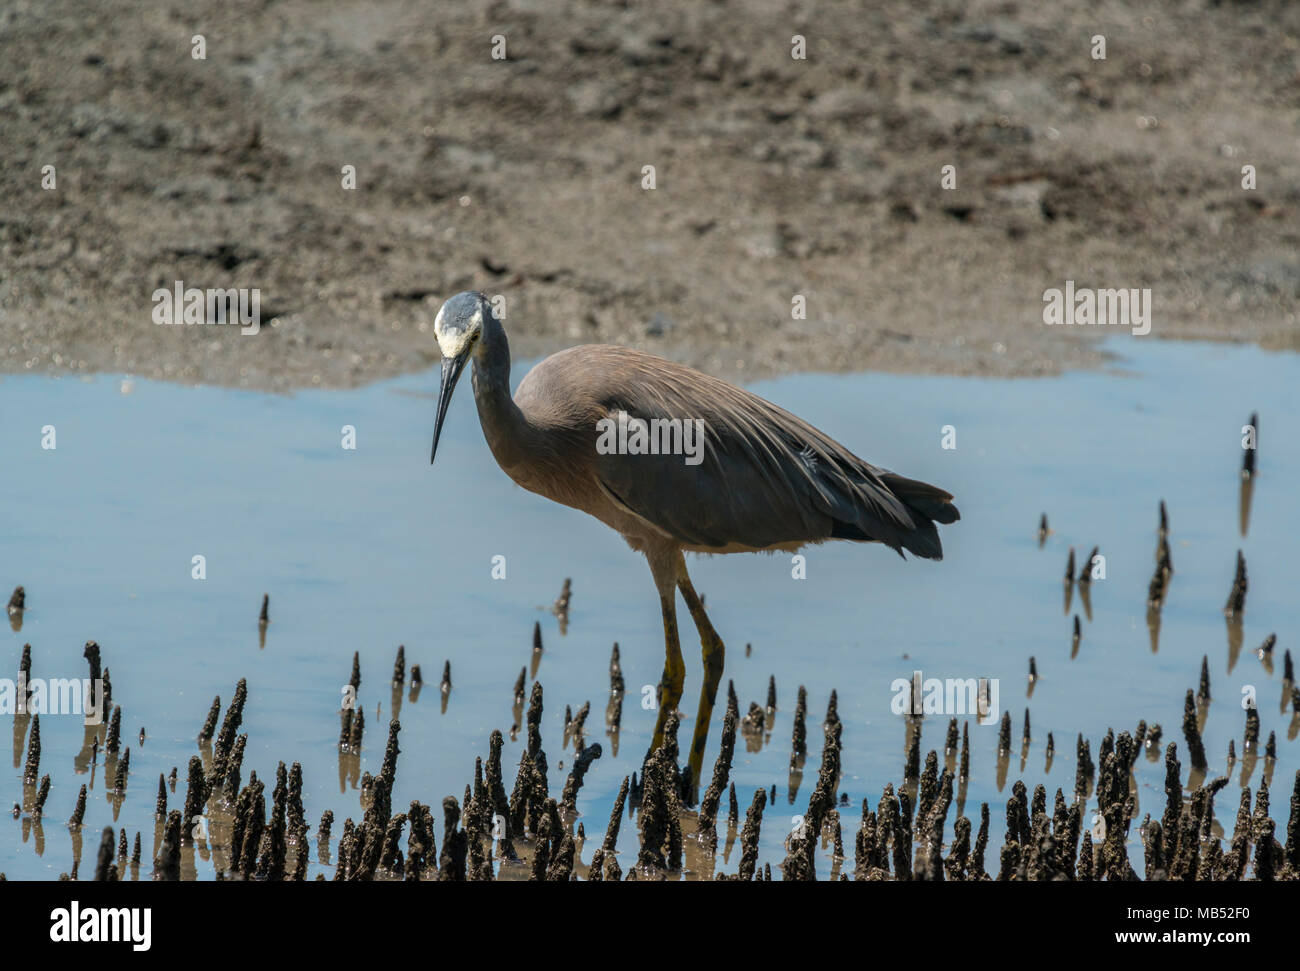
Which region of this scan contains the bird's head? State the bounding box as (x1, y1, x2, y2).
(430, 290, 492, 464)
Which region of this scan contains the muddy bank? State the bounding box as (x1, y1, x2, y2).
(1, 0, 1297, 391)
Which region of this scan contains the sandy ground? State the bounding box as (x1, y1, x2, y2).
(2, 0, 1297, 390)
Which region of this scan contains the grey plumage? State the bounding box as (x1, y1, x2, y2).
(544, 344, 957, 557)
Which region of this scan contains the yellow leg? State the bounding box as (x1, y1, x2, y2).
(650, 592, 685, 752)
(646, 547, 685, 754)
(678, 562, 725, 789)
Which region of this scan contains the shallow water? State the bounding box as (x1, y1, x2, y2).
(2, 336, 1297, 879)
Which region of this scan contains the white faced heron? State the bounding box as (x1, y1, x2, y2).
(429, 291, 960, 786)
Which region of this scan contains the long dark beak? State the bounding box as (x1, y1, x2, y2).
(430, 351, 470, 465)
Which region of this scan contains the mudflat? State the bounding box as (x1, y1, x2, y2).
(2, 0, 1297, 390)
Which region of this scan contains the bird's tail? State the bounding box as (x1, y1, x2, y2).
(878, 472, 960, 561)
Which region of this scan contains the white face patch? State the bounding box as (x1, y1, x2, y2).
(434, 303, 483, 359)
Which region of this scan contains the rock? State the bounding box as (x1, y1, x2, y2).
(807, 87, 878, 123)
(644, 312, 674, 337)
(568, 81, 625, 119)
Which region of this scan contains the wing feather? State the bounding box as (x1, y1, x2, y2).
(570, 350, 958, 556)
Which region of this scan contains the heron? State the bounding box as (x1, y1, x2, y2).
(429, 291, 959, 787)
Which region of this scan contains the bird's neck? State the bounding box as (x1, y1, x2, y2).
(470, 319, 532, 473)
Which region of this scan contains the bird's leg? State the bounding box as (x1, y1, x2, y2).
(676, 558, 725, 791)
(650, 593, 686, 752)
(647, 550, 686, 755)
